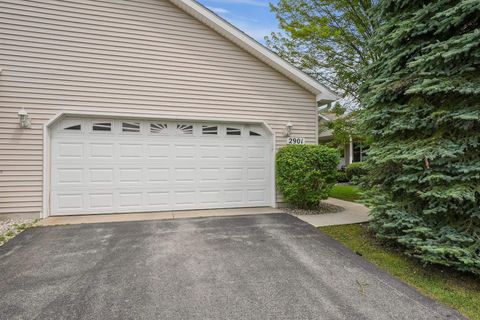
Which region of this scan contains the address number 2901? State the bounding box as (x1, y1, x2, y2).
(287, 137, 305, 145)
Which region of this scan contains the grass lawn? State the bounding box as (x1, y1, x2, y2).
(329, 184, 361, 202)
(320, 224, 480, 320)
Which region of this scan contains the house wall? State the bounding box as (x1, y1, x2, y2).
(0, 0, 317, 218)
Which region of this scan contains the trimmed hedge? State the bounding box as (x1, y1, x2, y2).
(276, 145, 339, 209)
(345, 162, 368, 181)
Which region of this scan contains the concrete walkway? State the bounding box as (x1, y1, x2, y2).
(38, 207, 283, 226)
(37, 199, 368, 228)
(295, 197, 370, 227)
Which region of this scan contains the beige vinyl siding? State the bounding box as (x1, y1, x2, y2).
(0, 0, 317, 217)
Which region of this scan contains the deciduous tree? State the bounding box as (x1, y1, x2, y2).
(266, 0, 377, 108)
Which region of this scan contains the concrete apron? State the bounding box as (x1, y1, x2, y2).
(38, 207, 284, 226)
(295, 197, 370, 227)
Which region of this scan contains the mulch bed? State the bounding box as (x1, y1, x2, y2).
(285, 202, 345, 216)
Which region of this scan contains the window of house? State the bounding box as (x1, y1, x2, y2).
(249, 130, 262, 136)
(226, 127, 241, 136)
(176, 124, 193, 135)
(93, 122, 112, 132)
(122, 122, 140, 133)
(353, 142, 363, 162)
(150, 123, 168, 134)
(64, 124, 81, 131)
(202, 125, 218, 135)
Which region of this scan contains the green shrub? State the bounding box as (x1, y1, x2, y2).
(345, 162, 367, 181)
(276, 145, 339, 209)
(335, 170, 349, 183)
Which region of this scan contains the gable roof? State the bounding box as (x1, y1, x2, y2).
(167, 0, 338, 103)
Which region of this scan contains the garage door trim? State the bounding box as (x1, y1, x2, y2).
(42, 111, 276, 218)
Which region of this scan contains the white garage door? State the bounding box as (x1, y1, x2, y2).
(50, 117, 273, 216)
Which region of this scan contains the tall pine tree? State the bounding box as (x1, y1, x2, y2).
(360, 0, 480, 274)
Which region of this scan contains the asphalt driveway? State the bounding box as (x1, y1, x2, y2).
(0, 213, 463, 320)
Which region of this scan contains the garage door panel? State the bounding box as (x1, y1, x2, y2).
(147, 144, 170, 158)
(199, 190, 222, 205)
(199, 145, 221, 159)
(247, 146, 267, 160)
(147, 168, 170, 183)
(224, 189, 244, 204)
(175, 145, 196, 159)
(174, 168, 196, 183)
(119, 143, 143, 159)
(51, 118, 272, 216)
(119, 192, 143, 208)
(224, 167, 244, 182)
(146, 191, 170, 207)
(119, 168, 143, 184)
(224, 146, 244, 159)
(174, 191, 196, 206)
(56, 168, 84, 185)
(53, 192, 84, 212)
(199, 168, 221, 182)
(89, 193, 114, 209)
(56, 142, 84, 159)
(247, 168, 266, 182)
(89, 143, 114, 159)
(90, 168, 115, 184)
(247, 189, 267, 203)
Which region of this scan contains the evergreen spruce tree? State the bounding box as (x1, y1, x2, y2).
(360, 0, 480, 274)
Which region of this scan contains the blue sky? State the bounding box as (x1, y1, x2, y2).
(197, 0, 280, 43)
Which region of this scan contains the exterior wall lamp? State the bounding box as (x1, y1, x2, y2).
(284, 121, 293, 137)
(18, 108, 31, 128)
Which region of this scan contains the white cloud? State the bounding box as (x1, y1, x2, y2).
(227, 14, 259, 23)
(242, 26, 275, 42)
(207, 6, 230, 14)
